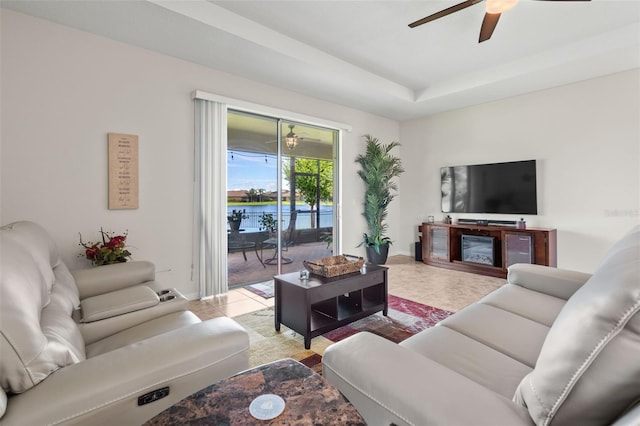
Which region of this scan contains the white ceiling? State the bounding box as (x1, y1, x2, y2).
(3, 0, 640, 120)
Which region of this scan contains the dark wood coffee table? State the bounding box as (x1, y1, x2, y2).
(144, 358, 365, 425)
(275, 264, 388, 349)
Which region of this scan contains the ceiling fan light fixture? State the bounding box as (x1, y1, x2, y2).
(486, 0, 517, 14)
(285, 124, 298, 150)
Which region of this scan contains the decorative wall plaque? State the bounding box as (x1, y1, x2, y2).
(108, 133, 139, 209)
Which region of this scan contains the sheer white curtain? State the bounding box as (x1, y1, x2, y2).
(194, 99, 228, 298)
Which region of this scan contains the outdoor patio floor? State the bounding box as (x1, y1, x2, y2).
(228, 241, 333, 288)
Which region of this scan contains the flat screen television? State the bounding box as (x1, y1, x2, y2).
(441, 160, 537, 215)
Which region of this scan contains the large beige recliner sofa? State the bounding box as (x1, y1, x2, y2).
(323, 225, 639, 426)
(0, 221, 249, 425)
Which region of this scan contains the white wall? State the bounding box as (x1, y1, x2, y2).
(399, 69, 640, 272)
(0, 10, 400, 297)
(3, 10, 637, 291)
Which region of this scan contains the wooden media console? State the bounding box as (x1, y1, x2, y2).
(419, 222, 557, 278)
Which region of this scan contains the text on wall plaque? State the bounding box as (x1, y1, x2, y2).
(108, 133, 139, 209)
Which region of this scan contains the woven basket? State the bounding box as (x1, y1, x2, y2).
(303, 254, 365, 278)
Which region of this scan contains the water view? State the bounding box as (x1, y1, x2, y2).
(228, 204, 333, 231)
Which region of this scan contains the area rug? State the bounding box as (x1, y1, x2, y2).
(244, 281, 274, 299)
(233, 294, 453, 374)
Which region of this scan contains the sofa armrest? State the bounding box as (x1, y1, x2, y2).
(80, 286, 160, 323)
(507, 263, 592, 300)
(322, 332, 533, 426)
(79, 289, 189, 345)
(2, 317, 249, 426)
(71, 261, 156, 299)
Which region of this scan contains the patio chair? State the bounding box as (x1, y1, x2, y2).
(262, 211, 297, 264)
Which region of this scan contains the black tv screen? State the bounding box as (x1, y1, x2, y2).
(441, 160, 537, 215)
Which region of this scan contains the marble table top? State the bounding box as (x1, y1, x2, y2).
(144, 358, 366, 425)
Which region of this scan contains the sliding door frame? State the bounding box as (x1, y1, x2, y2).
(194, 90, 350, 278)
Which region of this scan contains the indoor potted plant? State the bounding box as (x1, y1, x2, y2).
(228, 209, 248, 231)
(355, 134, 404, 264)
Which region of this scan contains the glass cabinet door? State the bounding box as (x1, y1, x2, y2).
(428, 226, 450, 261)
(504, 232, 533, 267)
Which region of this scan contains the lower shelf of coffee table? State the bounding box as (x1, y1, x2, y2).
(310, 303, 386, 334)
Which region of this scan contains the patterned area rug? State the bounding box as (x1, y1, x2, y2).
(233, 294, 453, 374)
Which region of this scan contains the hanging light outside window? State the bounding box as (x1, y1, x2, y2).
(285, 124, 298, 150)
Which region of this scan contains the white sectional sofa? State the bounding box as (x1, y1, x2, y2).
(0, 221, 249, 425)
(323, 226, 640, 426)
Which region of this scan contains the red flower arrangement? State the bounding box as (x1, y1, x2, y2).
(79, 228, 132, 266)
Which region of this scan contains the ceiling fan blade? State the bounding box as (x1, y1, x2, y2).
(409, 0, 483, 28)
(479, 12, 501, 42)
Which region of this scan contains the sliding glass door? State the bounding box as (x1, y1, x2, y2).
(227, 111, 338, 288)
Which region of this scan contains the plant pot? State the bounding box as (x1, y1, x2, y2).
(366, 244, 389, 265)
(229, 219, 242, 231)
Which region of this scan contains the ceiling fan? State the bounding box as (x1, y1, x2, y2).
(409, 0, 591, 43)
(264, 125, 322, 150)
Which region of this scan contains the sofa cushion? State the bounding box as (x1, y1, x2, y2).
(85, 311, 201, 358)
(324, 331, 534, 426)
(438, 303, 550, 368)
(0, 222, 84, 394)
(1, 222, 56, 309)
(401, 325, 533, 398)
(41, 264, 86, 364)
(480, 284, 566, 327)
(514, 226, 640, 426)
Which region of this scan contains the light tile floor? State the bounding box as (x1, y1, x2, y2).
(188, 255, 506, 320)
(188, 287, 273, 320)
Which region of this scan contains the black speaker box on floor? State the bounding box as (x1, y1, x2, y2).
(415, 241, 423, 261)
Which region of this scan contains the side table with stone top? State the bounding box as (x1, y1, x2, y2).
(144, 358, 365, 425)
